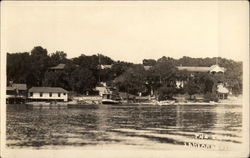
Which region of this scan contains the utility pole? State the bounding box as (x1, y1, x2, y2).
(98, 53, 101, 83)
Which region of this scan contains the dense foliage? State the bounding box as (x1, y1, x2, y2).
(7, 46, 242, 97)
(7, 46, 131, 94)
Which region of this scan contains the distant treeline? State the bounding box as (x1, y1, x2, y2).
(7, 46, 242, 100)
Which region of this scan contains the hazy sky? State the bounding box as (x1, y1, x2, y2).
(1, 1, 248, 63)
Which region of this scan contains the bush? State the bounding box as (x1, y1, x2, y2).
(204, 92, 218, 102)
(157, 85, 176, 101)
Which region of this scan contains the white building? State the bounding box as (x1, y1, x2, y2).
(143, 66, 152, 71)
(28, 87, 68, 102)
(177, 64, 225, 74)
(95, 86, 110, 96)
(176, 64, 226, 90)
(217, 83, 229, 99)
(100, 64, 112, 69)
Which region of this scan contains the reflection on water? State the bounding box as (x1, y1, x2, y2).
(7, 104, 242, 150)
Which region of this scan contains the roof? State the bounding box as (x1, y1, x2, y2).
(29, 87, 68, 93)
(7, 83, 27, 91)
(7, 87, 15, 91)
(177, 66, 211, 72)
(177, 64, 225, 73)
(217, 84, 229, 94)
(95, 86, 110, 94)
(209, 65, 225, 73)
(49, 64, 65, 70)
(100, 64, 112, 69)
(12, 84, 27, 90)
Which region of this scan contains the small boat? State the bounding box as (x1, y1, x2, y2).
(102, 93, 122, 104)
(156, 100, 175, 106)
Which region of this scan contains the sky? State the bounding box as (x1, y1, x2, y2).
(1, 1, 248, 63)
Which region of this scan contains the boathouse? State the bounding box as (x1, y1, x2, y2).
(6, 83, 27, 104)
(7, 83, 27, 97)
(28, 87, 68, 102)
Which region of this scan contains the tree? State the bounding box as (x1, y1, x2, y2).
(146, 59, 178, 95)
(69, 67, 96, 94)
(184, 80, 201, 99)
(6, 47, 242, 97)
(7, 52, 30, 84)
(221, 60, 242, 95)
(143, 59, 156, 66)
(114, 65, 147, 95)
(43, 70, 70, 90)
(28, 46, 50, 86)
(73, 54, 114, 70)
(110, 61, 133, 78)
(49, 51, 67, 66)
(31, 46, 48, 57)
(157, 85, 176, 101)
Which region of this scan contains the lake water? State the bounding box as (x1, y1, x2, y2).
(7, 104, 242, 150)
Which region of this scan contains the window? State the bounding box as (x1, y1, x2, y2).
(58, 93, 61, 97)
(40, 92, 43, 97)
(49, 93, 52, 97)
(30, 92, 33, 97)
(63, 93, 66, 95)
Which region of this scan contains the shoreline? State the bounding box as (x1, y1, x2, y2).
(7, 94, 242, 106)
(7, 101, 242, 107)
(133, 102, 242, 106)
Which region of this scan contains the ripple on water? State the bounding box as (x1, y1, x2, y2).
(7, 104, 242, 150)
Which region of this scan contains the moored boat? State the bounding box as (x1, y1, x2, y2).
(102, 93, 122, 104)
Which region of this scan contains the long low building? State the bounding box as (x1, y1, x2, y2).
(177, 64, 226, 74)
(28, 87, 68, 102)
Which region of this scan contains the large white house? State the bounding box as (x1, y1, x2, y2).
(28, 87, 68, 102)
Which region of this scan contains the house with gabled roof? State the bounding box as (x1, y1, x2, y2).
(48, 63, 66, 72)
(209, 65, 226, 74)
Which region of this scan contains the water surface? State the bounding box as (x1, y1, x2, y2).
(7, 104, 242, 150)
